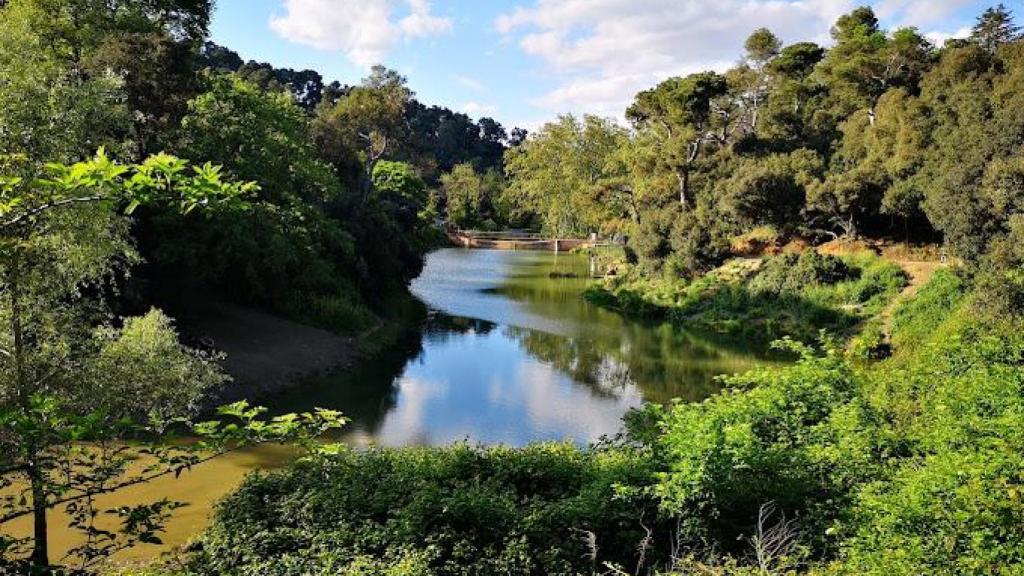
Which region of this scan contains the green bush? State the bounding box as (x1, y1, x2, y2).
(188, 444, 664, 576)
(835, 311, 1024, 574)
(748, 251, 855, 296)
(590, 251, 906, 343)
(309, 293, 377, 333)
(655, 340, 857, 552)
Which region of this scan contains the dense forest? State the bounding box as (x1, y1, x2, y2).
(2, 0, 1024, 574)
(502, 5, 1024, 278)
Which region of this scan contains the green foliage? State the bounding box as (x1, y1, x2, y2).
(178, 74, 339, 206)
(440, 163, 482, 228)
(0, 150, 262, 571)
(313, 65, 412, 198)
(147, 71, 423, 330)
(503, 114, 629, 236)
(591, 252, 906, 342)
(0, 396, 346, 571)
(971, 4, 1022, 53)
(87, 309, 227, 422)
(718, 150, 822, 230)
(748, 251, 854, 295)
(0, 0, 133, 163)
(656, 340, 855, 548)
(372, 161, 426, 208)
(188, 443, 663, 576)
(832, 282, 1024, 574)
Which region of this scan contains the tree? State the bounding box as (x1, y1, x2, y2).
(0, 0, 134, 163)
(138, 72, 368, 322)
(4, 0, 216, 157)
(816, 8, 933, 126)
(503, 115, 628, 236)
(178, 74, 339, 206)
(762, 42, 826, 145)
(441, 164, 482, 229)
(718, 149, 822, 231)
(735, 28, 782, 135)
(372, 160, 429, 230)
(915, 41, 1010, 261)
(627, 72, 730, 208)
(0, 150, 260, 570)
(313, 66, 412, 201)
(971, 4, 1021, 53)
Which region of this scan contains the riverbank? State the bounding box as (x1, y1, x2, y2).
(172, 293, 424, 405)
(584, 249, 912, 344)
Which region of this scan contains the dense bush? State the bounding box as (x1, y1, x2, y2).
(835, 303, 1024, 574)
(748, 251, 855, 296)
(654, 270, 1024, 574)
(188, 444, 664, 576)
(656, 340, 857, 552)
(589, 251, 906, 342)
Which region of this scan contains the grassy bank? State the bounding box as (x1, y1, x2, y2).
(585, 250, 909, 343)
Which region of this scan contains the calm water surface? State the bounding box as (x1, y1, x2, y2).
(278, 248, 775, 446)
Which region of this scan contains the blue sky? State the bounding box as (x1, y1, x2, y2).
(210, 0, 1003, 130)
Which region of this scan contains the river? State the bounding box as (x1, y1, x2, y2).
(5, 247, 777, 562)
(277, 248, 775, 446)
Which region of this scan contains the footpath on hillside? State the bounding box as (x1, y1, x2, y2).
(878, 260, 946, 341)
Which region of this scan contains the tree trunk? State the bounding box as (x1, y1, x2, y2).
(29, 461, 49, 570)
(9, 251, 49, 569)
(361, 161, 374, 203)
(844, 214, 858, 239)
(677, 170, 690, 209)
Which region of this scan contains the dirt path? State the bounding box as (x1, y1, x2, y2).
(880, 260, 946, 340)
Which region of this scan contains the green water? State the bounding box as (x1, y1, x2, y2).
(275, 248, 778, 446)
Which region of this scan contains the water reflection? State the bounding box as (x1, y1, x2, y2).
(276, 248, 778, 447)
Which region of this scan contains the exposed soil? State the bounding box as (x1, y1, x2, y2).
(173, 299, 372, 403)
(879, 260, 947, 340)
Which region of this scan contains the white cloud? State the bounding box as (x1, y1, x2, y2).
(925, 26, 972, 47)
(496, 0, 982, 119)
(399, 0, 453, 37)
(454, 74, 487, 92)
(270, 0, 451, 68)
(461, 101, 499, 117)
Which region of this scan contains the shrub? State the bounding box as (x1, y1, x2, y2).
(748, 251, 854, 296)
(309, 292, 377, 333)
(188, 444, 665, 576)
(655, 340, 857, 551)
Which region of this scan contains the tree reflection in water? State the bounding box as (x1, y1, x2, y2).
(268, 249, 781, 446)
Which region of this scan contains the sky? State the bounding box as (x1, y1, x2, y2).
(209, 0, 1007, 131)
